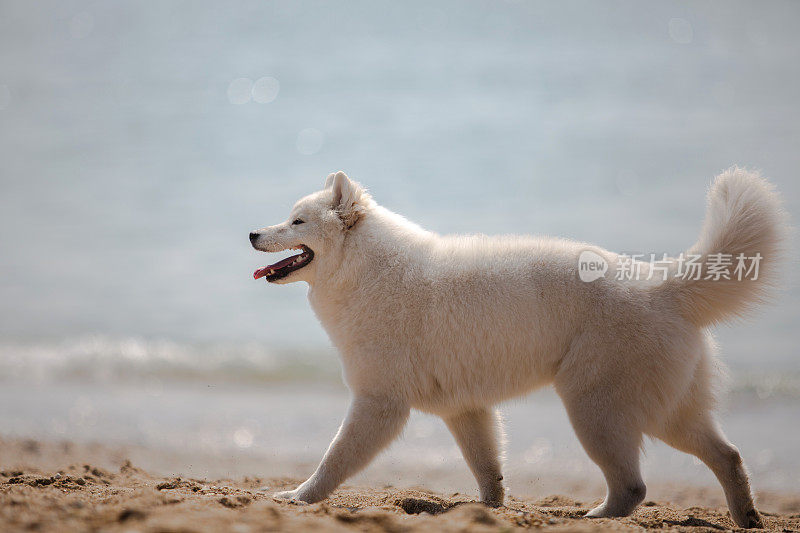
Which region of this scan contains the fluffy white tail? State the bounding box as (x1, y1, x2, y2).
(654, 167, 787, 327)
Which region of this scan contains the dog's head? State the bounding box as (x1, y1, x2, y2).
(249, 171, 370, 284)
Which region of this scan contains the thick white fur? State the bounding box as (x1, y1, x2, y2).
(250, 168, 786, 527)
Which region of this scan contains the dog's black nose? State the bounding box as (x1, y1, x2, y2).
(249, 232, 259, 244)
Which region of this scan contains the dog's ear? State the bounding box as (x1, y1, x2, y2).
(324, 172, 336, 189)
(330, 171, 366, 229)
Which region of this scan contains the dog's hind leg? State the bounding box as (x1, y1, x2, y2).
(570, 416, 645, 517)
(443, 407, 505, 506)
(654, 411, 762, 528)
(555, 381, 646, 518)
(272, 394, 409, 503)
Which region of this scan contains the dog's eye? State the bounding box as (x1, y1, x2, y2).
(292, 218, 304, 225)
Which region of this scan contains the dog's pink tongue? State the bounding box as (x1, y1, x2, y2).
(253, 267, 270, 280)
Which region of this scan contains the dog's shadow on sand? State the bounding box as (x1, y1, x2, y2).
(663, 517, 725, 530)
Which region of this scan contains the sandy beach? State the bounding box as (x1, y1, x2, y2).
(2, 438, 799, 532)
(3, 1, 800, 532)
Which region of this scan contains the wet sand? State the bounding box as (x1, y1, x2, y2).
(2, 438, 799, 532)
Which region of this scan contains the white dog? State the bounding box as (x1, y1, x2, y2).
(249, 168, 785, 528)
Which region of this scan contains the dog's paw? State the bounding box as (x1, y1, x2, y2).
(270, 488, 319, 505)
(479, 481, 505, 508)
(481, 498, 504, 508)
(272, 489, 302, 502)
(742, 508, 764, 529)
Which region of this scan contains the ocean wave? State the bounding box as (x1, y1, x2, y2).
(1, 336, 798, 398)
(0, 336, 341, 385)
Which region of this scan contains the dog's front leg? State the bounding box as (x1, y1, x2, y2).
(273, 394, 410, 503)
(443, 407, 505, 506)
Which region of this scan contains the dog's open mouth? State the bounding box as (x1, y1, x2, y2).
(253, 245, 314, 282)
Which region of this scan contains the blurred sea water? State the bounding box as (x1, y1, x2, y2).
(1, 0, 799, 490)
